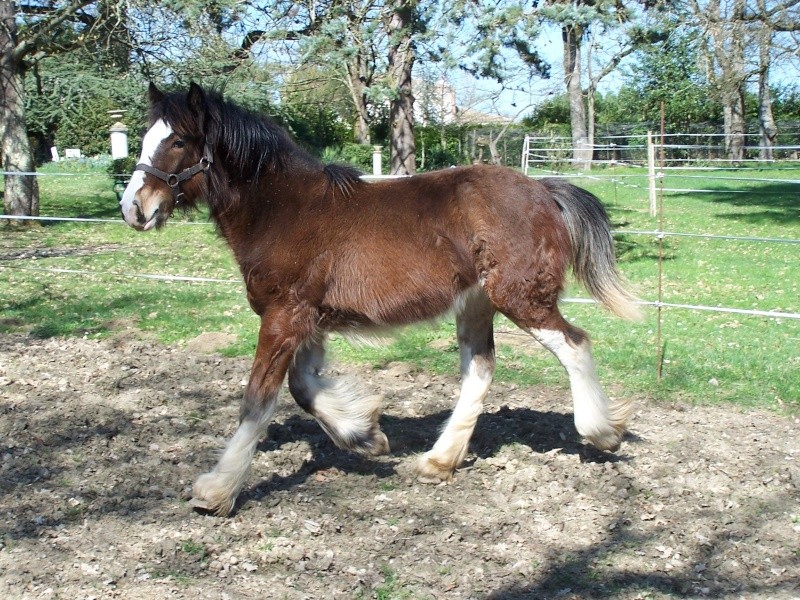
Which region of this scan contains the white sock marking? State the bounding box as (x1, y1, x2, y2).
(529, 328, 613, 440)
(429, 360, 492, 462)
(192, 402, 276, 514)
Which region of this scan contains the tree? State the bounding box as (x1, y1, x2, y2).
(684, 0, 800, 161)
(25, 53, 148, 160)
(619, 27, 721, 129)
(249, 0, 424, 174)
(386, 0, 418, 175)
(125, 0, 270, 85)
(755, 3, 778, 160)
(1, 0, 130, 218)
(2, 0, 38, 219)
(342, 7, 380, 145)
(690, 0, 748, 161)
(750, 0, 800, 160)
(241, 1, 384, 146)
(537, 0, 651, 169)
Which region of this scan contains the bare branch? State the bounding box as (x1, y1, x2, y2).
(13, 0, 95, 61)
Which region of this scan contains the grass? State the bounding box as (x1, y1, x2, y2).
(373, 564, 414, 600)
(180, 539, 206, 557)
(1, 162, 798, 411)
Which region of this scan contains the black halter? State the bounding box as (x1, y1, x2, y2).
(135, 141, 213, 205)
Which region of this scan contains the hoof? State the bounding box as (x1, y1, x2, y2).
(583, 427, 624, 453)
(191, 472, 238, 517)
(413, 454, 455, 484)
(352, 427, 390, 457)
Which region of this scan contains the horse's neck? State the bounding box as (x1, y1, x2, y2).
(209, 160, 323, 255)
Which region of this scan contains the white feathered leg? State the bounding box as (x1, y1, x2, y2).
(529, 328, 631, 451)
(415, 287, 496, 482)
(289, 336, 389, 456)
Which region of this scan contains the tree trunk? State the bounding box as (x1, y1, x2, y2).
(345, 54, 372, 145)
(562, 24, 591, 170)
(722, 89, 746, 163)
(387, 0, 416, 176)
(757, 26, 777, 161)
(348, 77, 371, 146)
(708, 0, 746, 163)
(721, 27, 746, 164)
(1, 0, 40, 218)
(488, 131, 501, 165)
(587, 83, 596, 163)
(353, 105, 371, 145)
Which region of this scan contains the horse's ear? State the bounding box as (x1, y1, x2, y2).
(148, 82, 165, 105)
(187, 82, 206, 118)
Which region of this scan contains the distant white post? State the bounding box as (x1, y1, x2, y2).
(372, 145, 383, 176)
(108, 110, 129, 159)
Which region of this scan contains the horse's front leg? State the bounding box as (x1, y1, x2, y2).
(289, 334, 389, 456)
(191, 309, 304, 516)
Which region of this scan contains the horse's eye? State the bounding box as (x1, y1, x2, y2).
(172, 139, 186, 149)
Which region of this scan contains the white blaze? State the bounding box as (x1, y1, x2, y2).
(119, 119, 173, 221)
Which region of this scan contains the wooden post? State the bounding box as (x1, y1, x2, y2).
(656, 104, 666, 383)
(647, 131, 657, 217)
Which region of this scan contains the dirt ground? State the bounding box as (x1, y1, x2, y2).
(0, 331, 798, 600)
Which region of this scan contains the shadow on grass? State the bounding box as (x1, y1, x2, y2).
(613, 233, 677, 263)
(672, 180, 800, 226)
(2, 289, 136, 338)
(606, 207, 678, 264)
(1, 286, 212, 339)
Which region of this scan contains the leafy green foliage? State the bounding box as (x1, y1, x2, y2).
(522, 95, 572, 130)
(771, 85, 800, 121)
(612, 29, 721, 129)
(25, 54, 148, 162)
(278, 103, 351, 154)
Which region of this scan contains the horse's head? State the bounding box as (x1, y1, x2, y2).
(119, 83, 211, 230)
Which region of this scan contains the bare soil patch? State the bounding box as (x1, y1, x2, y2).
(0, 332, 798, 599)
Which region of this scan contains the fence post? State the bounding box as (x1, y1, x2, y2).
(108, 109, 129, 160)
(521, 135, 530, 175)
(372, 146, 383, 176)
(647, 131, 657, 217)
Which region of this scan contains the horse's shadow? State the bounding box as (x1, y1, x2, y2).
(239, 406, 636, 512)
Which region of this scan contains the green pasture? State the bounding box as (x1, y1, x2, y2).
(1, 161, 798, 411)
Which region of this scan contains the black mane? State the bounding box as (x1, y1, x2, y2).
(152, 87, 362, 198)
(323, 163, 364, 198)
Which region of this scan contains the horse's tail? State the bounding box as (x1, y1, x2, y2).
(542, 178, 643, 321)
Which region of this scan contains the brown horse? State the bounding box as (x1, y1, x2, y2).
(120, 83, 641, 516)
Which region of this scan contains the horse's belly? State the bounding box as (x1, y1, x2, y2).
(323, 253, 472, 328)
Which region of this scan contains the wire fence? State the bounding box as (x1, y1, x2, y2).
(521, 131, 800, 173)
(1, 167, 798, 325)
(521, 126, 799, 380)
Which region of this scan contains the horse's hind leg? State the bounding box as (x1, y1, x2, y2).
(415, 287, 496, 483)
(524, 310, 631, 452)
(288, 334, 389, 456)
